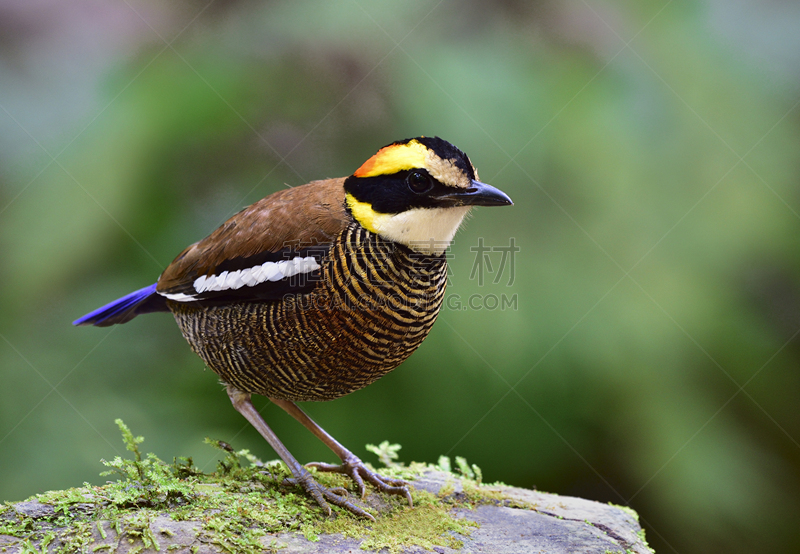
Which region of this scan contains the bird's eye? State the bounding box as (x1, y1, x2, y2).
(406, 171, 433, 194)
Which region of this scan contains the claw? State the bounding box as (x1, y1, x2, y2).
(286, 466, 375, 520)
(307, 455, 413, 507)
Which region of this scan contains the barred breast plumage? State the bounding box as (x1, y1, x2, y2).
(170, 222, 447, 401)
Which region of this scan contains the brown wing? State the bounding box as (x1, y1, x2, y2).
(157, 178, 350, 301)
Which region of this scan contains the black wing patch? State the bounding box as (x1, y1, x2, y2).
(157, 242, 331, 305)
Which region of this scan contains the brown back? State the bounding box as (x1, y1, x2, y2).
(157, 178, 350, 294)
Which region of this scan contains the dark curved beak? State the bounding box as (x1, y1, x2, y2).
(434, 180, 513, 208)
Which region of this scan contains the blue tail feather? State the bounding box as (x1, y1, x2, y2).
(73, 283, 167, 327)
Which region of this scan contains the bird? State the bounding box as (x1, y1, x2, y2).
(74, 136, 512, 519)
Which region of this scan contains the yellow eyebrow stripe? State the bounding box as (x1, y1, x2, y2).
(353, 139, 429, 178)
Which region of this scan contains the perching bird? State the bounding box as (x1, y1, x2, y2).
(74, 136, 512, 519)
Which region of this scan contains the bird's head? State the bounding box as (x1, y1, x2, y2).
(343, 136, 513, 255)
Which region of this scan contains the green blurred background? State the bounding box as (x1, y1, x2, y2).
(2, 1, 800, 552)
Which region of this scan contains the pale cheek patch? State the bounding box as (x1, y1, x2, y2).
(160, 256, 320, 301)
(372, 206, 471, 255)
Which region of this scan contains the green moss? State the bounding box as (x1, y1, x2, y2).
(1, 420, 508, 553)
(365, 441, 403, 468)
(0, 505, 30, 538)
(319, 498, 476, 553)
(436, 480, 456, 499)
(609, 502, 640, 523)
(605, 502, 654, 553)
(636, 527, 654, 553)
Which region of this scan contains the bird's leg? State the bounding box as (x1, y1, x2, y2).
(269, 397, 412, 506)
(226, 386, 375, 520)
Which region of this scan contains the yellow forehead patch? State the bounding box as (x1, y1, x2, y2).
(354, 140, 429, 178)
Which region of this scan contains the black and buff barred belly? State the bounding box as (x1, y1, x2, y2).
(169, 222, 448, 401)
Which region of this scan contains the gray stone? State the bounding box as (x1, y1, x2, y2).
(414, 471, 651, 554)
(0, 471, 652, 553)
(11, 501, 55, 520)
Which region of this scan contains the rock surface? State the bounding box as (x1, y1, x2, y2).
(0, 471, 652, 553)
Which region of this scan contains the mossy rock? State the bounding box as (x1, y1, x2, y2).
(0, 423, 653, 553)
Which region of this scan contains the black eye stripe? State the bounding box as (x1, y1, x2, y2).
(345, 170, 455, 214)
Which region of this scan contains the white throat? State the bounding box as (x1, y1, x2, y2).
(370, 206, 471, 255)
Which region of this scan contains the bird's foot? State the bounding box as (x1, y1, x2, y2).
(284, 466, 376, 520)
(307, 454, 413, 506)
